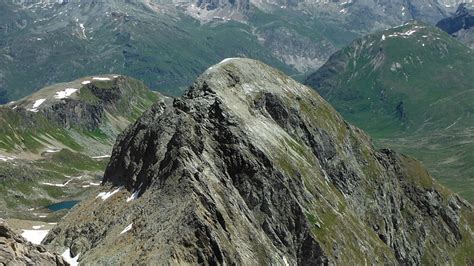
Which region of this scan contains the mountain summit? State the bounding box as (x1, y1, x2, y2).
(43, 58, 473, 264)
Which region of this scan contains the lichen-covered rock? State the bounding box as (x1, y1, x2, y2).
(0, 220, 67, 265)
(44, 58, 474, 265)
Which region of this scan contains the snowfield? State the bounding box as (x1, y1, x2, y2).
(54, 88, 78, 99)
(96, 187, 121, 201)
(120, 223, 133, 234)
(92, 77, 111, 81)
(0, 155, 16, 162)
(29, 99, 46, 112)
(127, 191, 139, 202)
(21, 229, 49, 245)
(62, 248, 80, 266)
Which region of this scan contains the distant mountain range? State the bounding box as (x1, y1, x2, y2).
(305, 21, 474, 202)
(0, 0, 470, 102)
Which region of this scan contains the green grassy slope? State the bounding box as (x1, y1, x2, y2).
(305, 21, 474, 202)
(0, 75, 161, 219)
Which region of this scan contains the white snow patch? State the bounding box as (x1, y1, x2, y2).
(92, 77, 111, 81)
(126, 191, 139, 202)
(0, 155, 16, 162)
(403, 29, 418, 36)
(21, 230, 49, 245)
(79, 23, 86, 38)
(219, 58, 240, 64)
(62, 248, 80, 266)
(91, 155, 110, 159)
(32, 225, 44, 229)
(45, 148, 60, 153)
(89, 182, 101, 186)
(29, 99, 46, 112)
(54, 88, 78, 99)
(41, 178, 74, 187)
(81, 80, 91, 85)
(96, 187, 121, 201)
(387, 26, 424, 39)
(120, 223, 133, 234)
(381, 34, 386, 41)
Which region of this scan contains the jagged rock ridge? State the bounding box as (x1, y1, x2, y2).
(0, 220, 66, 265)
(44, 59, 473, 264)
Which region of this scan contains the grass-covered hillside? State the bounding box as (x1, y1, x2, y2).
(0, 75, 162, 219)
(305, 21, 474, 202)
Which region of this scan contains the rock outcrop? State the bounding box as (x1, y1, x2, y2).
(0, 220, 66, 265)
(44, 58, 473, 264)
(437, 4, 474, 48)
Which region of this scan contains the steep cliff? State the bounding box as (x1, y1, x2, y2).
(44, 59, 473, 264)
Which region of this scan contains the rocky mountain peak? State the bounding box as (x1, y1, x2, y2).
(194, 58, 307, 96)
(44, 59, 473, 265)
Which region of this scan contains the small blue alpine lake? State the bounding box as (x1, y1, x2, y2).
(46, 200, 80, 212)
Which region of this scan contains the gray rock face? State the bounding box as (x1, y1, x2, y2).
(44, 59, 473, 264)
(0, 221, 67, 265)
(437, 4, 474, 48)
